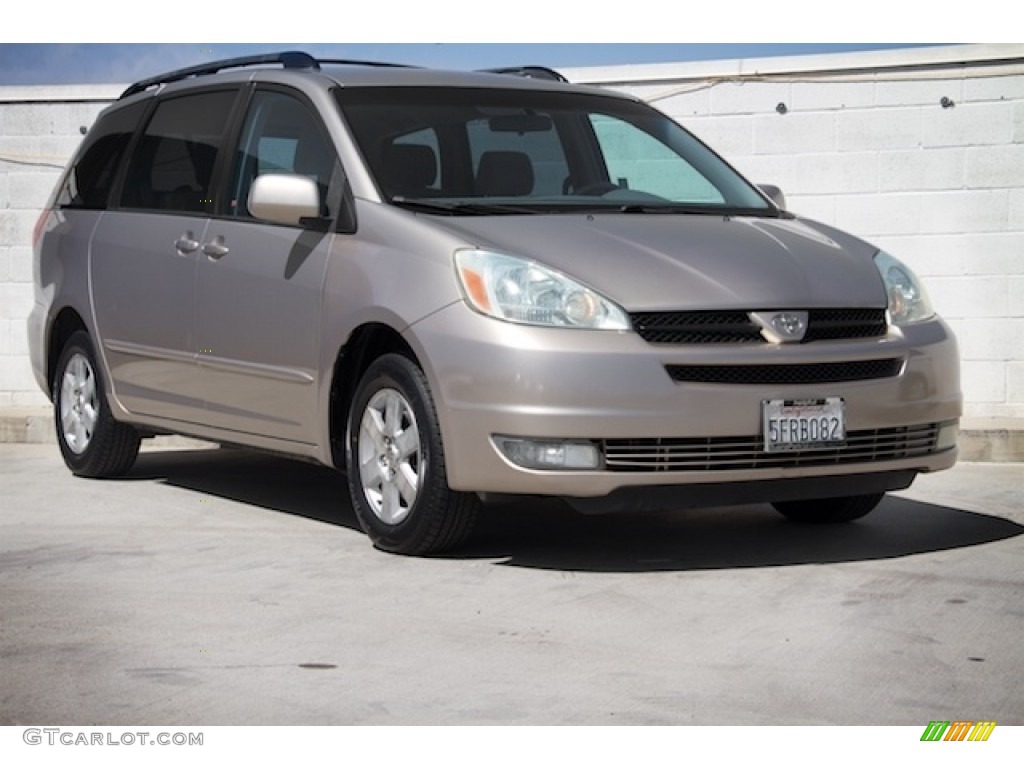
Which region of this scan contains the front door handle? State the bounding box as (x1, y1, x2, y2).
(175, 233, 200, 254)
(203, 238, 229, 260)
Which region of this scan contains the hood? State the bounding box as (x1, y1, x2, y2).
(428, 212, 886, 312)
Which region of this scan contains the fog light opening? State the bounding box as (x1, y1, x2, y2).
(496, 436, 601, 470)
(935, 421, 959, 451)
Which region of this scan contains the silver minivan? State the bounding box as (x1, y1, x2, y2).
(28, 52, 961, 554)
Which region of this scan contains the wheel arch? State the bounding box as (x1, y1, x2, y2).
(328, 322, 421, 470)
(47, 307, 90, 395)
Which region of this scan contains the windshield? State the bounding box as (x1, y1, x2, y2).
(335, 87, 776, 216)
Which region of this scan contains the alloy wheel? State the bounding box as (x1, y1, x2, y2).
(357, 388, 422, 525)
(59, 353, 98, 455)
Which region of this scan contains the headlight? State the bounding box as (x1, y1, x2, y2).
(454, 249, 630, 330)
(873, 251, 935, 325)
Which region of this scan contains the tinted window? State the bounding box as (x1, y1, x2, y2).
(392, 128, 441, 192)
(228, 90, 338, 219)
(466, 114, 567, 196)
(56, 101, 147, 210)
(338, 87, 772, 213)
(590, 114, 724, 203)
(120, 90, 237, 214)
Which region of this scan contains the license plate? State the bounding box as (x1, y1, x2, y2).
(763, 398, 845, 452)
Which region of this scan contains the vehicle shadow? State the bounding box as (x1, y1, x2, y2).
(129, 446, 358, 530)
(129, 446, 1024, 574)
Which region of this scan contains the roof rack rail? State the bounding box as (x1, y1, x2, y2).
(317, 58, 419, 70)
(480, 66, 569, 83)
(120, 51, 319, 99)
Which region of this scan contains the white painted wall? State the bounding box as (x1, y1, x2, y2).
(1, 45, 1022, 421)
(566, 44, 1024, 421)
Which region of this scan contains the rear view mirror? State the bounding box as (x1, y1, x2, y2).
(248, 174, 320, 225)
(488, 114, 553, 133)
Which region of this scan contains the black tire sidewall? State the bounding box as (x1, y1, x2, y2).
(772, 493, 884, 523)
(345, 354, 449, 553)
(53, 332, 97, 473)
(52, 330, 136, 477)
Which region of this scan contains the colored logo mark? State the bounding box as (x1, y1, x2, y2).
(920, 721, 996, 741)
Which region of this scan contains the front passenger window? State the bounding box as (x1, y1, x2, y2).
(229, 90, 338, 220)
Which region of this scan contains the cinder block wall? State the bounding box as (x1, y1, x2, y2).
(0, 85, 114, 405)
(1, 46, 1022, 423)
(567, 44, 1024, 422)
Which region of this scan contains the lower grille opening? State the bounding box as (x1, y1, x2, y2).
(603, 423, 942, 472)
(666, 358, 904, 385)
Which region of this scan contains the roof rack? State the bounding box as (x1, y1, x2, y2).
(121, 51, 319, 99)
(317, 58, 419, 70)
(120, 52, 565, 100)
(480, 66, 569, 83)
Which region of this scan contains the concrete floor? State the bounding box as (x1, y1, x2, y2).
(1, 443, 1021, 725)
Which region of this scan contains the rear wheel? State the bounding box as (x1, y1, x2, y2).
(346, 353, 479, 555)
(53, 331, 140, 477)
(771, 493, 884, 523)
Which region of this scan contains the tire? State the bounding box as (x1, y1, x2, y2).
(53, 331, 140, 478)
(771, 493, 884, 523)
(346, 353, 479, 555)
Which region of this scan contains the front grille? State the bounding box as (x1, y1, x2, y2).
(665, 358, 904, 385)
(801, 308, 888, 341)
(631, 311, 762, 344)
(631, 308, 888, 345)
(603, 423, 941, 472)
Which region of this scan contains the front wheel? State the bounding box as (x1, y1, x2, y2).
(771, 493, 884, 523)
(346, 354, 479, 555)
(53, 331, 140, 477)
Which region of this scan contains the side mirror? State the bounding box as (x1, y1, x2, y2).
(758, 184, 786, 211)
(248, 174, 320, 225)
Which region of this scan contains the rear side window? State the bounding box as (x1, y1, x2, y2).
(55, 101, 147, 210)
(120, 90, 237, 214)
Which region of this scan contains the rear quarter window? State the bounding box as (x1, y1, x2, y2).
(55, 100, 148, 210)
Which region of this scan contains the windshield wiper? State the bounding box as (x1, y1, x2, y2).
(391, 197, 790, 218)
(617, 204, 786, 218)
(391, 197, 537, 215)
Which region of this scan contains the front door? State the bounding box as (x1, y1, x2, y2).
(192, 88, 339, 445)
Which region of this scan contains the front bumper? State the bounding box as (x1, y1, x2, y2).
(406, 302, 961, 500)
